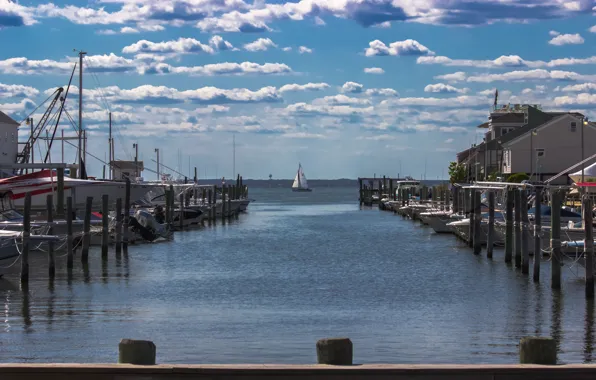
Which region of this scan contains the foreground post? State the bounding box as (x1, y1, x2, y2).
(221, 186, 226, 222)
(514, 189, 522, 268)
(118, 339, 156, 365)
(473, 190, 482, 254)
(179, 193, 184, 230)
(20, 193, 31, 283)
(468, 189, 475, 248)
(521, 189, 530, 274)
(82, 196, 92, 262)
(56, 167, 64, 217)
(46, 194, 55, 278)
(505, 188, 514, 263)
(316, 338, 353, 365)
(227, 185, 232, 218)
(101, 194, 109, 259)
(584, 196, 594, 299)
(533, 187, 542, 282)
(115, 198, 122, 255)
(519, 337, 556, 365)
(123, 178, 130, 249)
(66, 196, 73, 269)
(551, 191, 562, 290)
(487, 191, 495, 258)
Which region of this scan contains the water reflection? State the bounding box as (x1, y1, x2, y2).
(552, 291, 563, 355)
(82, 262, 90, 284)
(47, 279, 55, 328)
(101, 258, 108, 284)
(533, 283, 544, 336)
(585, 299, 594, 363)
(20, 282, 32, 333)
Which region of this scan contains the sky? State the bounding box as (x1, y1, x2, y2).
(0, 0, 595, 180)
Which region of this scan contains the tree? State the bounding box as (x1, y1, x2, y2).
(506, 173, 529, 183)
(448, 162, 466, 184)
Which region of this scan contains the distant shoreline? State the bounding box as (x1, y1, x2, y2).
(192, 179, 448, 188)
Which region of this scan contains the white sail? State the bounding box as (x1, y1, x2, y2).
(292, 163, 309, 189)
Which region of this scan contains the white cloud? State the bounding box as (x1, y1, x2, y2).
(549, 30, 561, 36)
(278, 83, 329, 92)
(358, 134, 396, 141)
(122, 37, 222, 55)
(298, 46, 313, 54)
(282, 47, 292, 52)
(244, 38, 277, 52)
(424, 83, 468, 94)
(364, 67, 384, 74)
(141, 62, 292, 76)
(281, 132, 326, 139)
(559, 83, 596, 92)
(554, 93, 596, 106)
(444, 138, 454, 143)
(314, 16, 326, 25)
(590, 25, 596, 33)
(466, 69, 596, 83)
(341, 81, 364, 94)
(434, 71, 467, 82)
(365, 39, 434, 57)
(313, 95, 371, 106)
(0, 54, 136, 75)
(364, 88, 399, 97)
(383, 95, 489, 108)
(0, 83, 39, 98)
(548, 33, 584, 46)
(209, 35, 235, 51)
(286, 103, 373, 117)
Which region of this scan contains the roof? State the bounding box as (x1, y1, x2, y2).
(502, 113, 583, 147)
(0, 111, 19, 127)
(476, 122, 489, 129)
(489, 113, 525, 123)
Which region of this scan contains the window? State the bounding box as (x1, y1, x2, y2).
(501, 127, 514, 136)
(536, 149, 545, 158)
(571, 122, 577, 132)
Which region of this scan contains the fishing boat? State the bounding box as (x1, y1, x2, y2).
(292, 163, 312, 192)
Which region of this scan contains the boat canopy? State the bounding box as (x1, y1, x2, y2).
(527, 206, 581, 218)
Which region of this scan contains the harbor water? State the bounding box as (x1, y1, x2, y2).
(0, 186, 594, 364)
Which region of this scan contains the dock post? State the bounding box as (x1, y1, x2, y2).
(533, 187, 542, 282)
(56, 168, 64, 217)
(207, 189, 213, 224)
(20, 192, 31, 284)
(468, 189, 475, 247)
(179, 193, 184, 230)
(505, 188, 514, 263)
(123, 178, 130, 249)
(583, 196, 594, 299)
(473, 190, 482, 254)
(66, 196, 74, 269)
(194, 167, 198, 205)
(453, 186, 460, 215)
(212, 186, 217, 222)
(165, 190, 171, 227)
(221, 186, 226, 223)
(316, 338, 353, 365)
(46, 194, 55, 278)
(115, 198, 122, 255)
(514, 189, 522, 268)
(551, 190, 562, 290)
(82, 196, 93, 262)
(521, 189, 530, 274)
(101, 194, 109, 259)
(389, 180, 394, 202)
(118, 339, 156, 365)
(487, 191, 495, 258)
(519, 337, 556, 365)
(358, 179, 363, 205)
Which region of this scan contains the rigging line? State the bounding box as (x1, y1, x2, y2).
(17, 90, 59, 125)
(83, 56, 112, 113)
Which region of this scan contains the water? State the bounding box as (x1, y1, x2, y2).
(0, 186, 595, 364)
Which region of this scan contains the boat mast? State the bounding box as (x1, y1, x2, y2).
(108, 112, 112, 179)
(78, 50, 86, 179)
(297, 163, 301, 188)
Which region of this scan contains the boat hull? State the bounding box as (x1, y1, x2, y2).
(292, 188, 312, 192)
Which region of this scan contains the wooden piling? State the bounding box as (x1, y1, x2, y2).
(521, 189, 530, 274)
(115, 198, 122, 255)
(207, 189, 213, 223)
(56, 168, 64, 217)
(179, 193, 184, 230)
(118, 339, 156, 365)
(551, 190, 562, 290)
(487, 191, 495, 258)
(20, 192, 31, 283)
(389, 180, 394, 202)
(316, 338, 353, 365)
(46, 194, 55, 278)
(533, 187, 542, 282)
(101, 194, 109, 259)
(221, 186, 226, 222)
(583, 196, 594, 299)
(468, 189, 475, 247)
(473, 190, 482, 254)
(194, 168, 198, 205)
(66, 196, 73, 269)
(453, 186, 460, 215)
(169, 184, 175, 225)
(212, 186, 217, 221)
(123, 178, 130, 249)
(165, 190, 171, 227)
(519, 337, 556, 365)
(81, 196, 92, 262)
(227, 185, 232, 218)
(514, 189, 522, 268)
(505, 188, 514, 263)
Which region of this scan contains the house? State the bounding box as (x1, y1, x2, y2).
(501, 113, 596, 184)
(0, 111, 20, 178)
(110, 160, 144, 180)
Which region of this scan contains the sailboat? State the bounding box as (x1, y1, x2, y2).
(292, 163, 312, 192)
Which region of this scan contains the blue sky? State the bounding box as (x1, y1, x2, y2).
(0, 0, 595, 180)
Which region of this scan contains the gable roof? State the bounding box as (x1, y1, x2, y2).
(501, 113, 589, 147)
(0, 111, 19, 127)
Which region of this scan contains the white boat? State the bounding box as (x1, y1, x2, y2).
(292, 163, 312, 192)
(0, 170, 158, 212)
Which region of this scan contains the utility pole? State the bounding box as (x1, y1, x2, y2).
(155, 148, 160, 180)
(78, 50, 86, 179)
(108, 112, 112, 180)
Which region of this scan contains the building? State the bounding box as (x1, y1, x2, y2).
(0, 111, 20, 178)
(110, 160, 144, 180)
(501, 113, 596, 184)
(455, 104, 589, 183)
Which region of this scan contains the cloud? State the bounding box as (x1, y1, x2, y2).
(243, 38, 277, 52)
(282, 47, 292, 52)
(313, 95, 371, 106)
(418, 54, 596, 68)
(141, 61, 292, 76)
(434, 71, 467, 82)
(365, 39, 434, 57)
(286, 103, 373, 117)
(278, 83, 330, 92)
(364, 88, 399, 97)
(281, 132, 326, 139)
(444, 138, 454, 143)
(590, 25, 596, 33)
(341, 81, 364, 94)
(364, 67, 384, 74)
(209, 35, 235, 51)
(548, 33, 584, 46)
(0, 83, 39, 98)
(466, 69, 596, 83)
(383, 95, 489, 108)
(0, 54, 137, 75)
(0, 0, 36, 27)
(358, 134, 395, 141)
(298, 46, 313, 54)
(98, 26, 141, 34)
(554, 93, 596, 106)
(0, 98, 35, 117)
(122, 37, 234, 56)
(549, 30, 561, 37)
(559, 83, 596, 92)
(424, 83, 468, 94)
